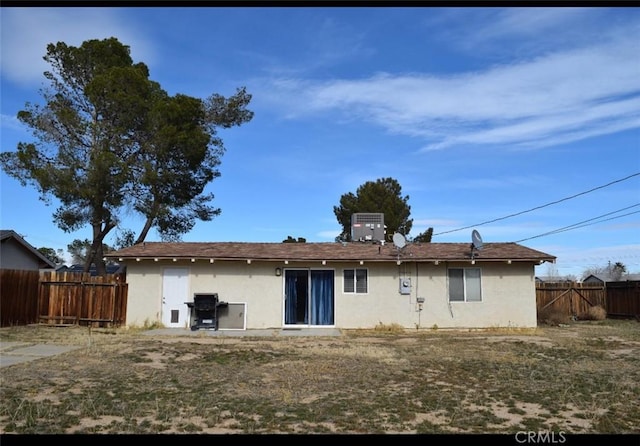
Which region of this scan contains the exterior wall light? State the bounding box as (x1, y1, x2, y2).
(275, 267, 282, 276)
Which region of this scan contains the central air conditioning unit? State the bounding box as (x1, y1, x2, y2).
(351, 213, 385, 242)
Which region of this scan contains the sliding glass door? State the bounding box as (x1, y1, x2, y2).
(284, 269, 334, 326)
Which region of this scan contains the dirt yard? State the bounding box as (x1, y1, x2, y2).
(1, 320, 639, 435)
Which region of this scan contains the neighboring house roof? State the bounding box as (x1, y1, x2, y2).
(107, 241, 556, 264)
(0, 229, 57, 269)
(582, 274, 606, 283)
(583, 273, 640, 283)
(535, 275, 573, 283)
(56, 264, 125, 275)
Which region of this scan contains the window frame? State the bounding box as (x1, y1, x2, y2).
(448, 267, 482, 302)
(343, 268, 368, 294)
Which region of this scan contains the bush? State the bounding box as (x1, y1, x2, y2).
(537, 308, 571, 326)
(374, 322, 405, 333)
(578, 305, 607, 321)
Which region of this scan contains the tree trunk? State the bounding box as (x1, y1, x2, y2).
(84, 221, 116, 276)
(134, 216, 154, 244)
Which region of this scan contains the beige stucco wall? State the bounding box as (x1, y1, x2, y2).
(335, 261, 537, 329)
(417, 262, 538, 329)
(123, 261, 164, 327)
(122, 259, 538, 329)
(124, 260, 285, 329)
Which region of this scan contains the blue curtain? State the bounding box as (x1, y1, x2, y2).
(284, 274, 297, 324)
(310, 270, 334, 325)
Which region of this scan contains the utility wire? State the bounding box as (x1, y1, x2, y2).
(433, 172, 640, 236)
(513, 204, 640, 243)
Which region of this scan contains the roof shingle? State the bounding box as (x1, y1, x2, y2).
(107, 241, 555, 263)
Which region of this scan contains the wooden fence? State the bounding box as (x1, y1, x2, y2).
(38, 270, 127, 327)
(1, 269, 40, 326)
(1, 269, 127, 328)
(536, 281, 640, 319)
(605, 281, 640, 319)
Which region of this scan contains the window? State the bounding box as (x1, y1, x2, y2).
(343, 268, 368, 294)
(448, 268, 482, 302)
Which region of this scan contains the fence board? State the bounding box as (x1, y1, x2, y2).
(0, 269, 40, 326)
(536, 280, 640, 320)
(605, 281, 640, 319)
(536, 282, 606, 318)
(37, 270, 127, 328)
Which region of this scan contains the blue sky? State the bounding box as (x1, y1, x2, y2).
(1, 6, 639, 278)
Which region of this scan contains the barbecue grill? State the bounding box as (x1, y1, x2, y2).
(185, 293, 228, 331)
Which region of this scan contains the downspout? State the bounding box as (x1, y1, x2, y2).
(415, 261, 422, 329)
(446, 262, 454, 318)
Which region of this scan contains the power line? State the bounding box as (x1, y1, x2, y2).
(433, 172, 640, 236)
(513, 204, 640, 243)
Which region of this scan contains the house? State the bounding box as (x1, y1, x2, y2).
(57, 263, 125, 276)
(106, 239, 556, 330)
(582, 274, 607, 285)
(535, 275, 573, 284)
(0, 229, 56, 271)
(583, 273, 640, 284)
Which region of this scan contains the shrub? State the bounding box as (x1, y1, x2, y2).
(578, 305, 607, 321)
(374, 322, 405, 333)
(537, 307, 571, 326)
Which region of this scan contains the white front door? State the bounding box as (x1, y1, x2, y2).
(162, 267, 189, 328)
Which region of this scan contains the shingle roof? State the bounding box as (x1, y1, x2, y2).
(56, 264, 125, 275)
(107, 241, 555, 264)
(583, 273, 640, 283)
(535, 275, 573, 282)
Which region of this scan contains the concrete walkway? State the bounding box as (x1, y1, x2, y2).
(142, 327, 343, 337)
(0, 341, 81, 368)
(0, 328, 342, 368)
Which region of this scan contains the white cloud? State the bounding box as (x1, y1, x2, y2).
(262, 31, 640, 152)
(538, 243, 640, 275)
(435, 8, 621, 58)
(474, 7, 596, 41)
(0, 114, 24, 132)
(0, 8, 155, 87)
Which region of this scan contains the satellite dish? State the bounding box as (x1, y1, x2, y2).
(471, 230, 483, 250)
(392, 232, 406, 249)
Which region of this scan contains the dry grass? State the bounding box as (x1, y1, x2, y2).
(578, 306, 607, 321)
(1, 319, 639, 434)
(537, 307, 572, 326)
